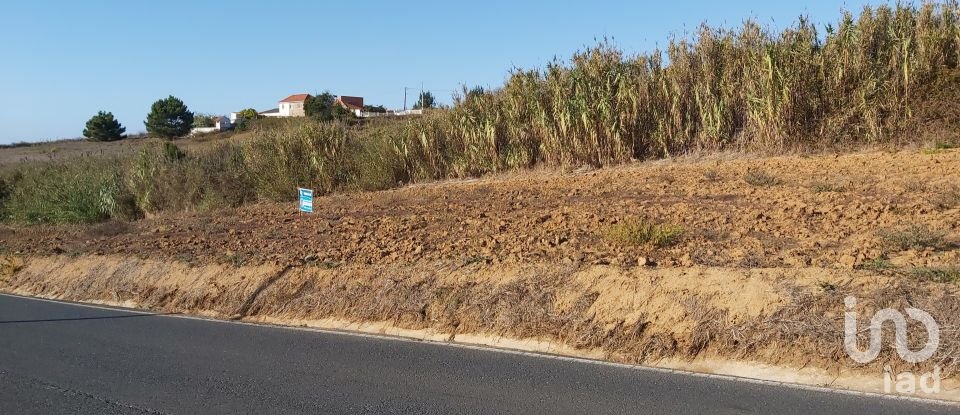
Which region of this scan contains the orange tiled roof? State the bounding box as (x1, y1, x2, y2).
(280, 93, 310, 103)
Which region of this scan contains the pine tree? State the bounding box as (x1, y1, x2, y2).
(82, 111, 126, 141)
(144, 96, 194, 139)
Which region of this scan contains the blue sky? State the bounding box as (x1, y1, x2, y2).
(0, 0, 883, 143)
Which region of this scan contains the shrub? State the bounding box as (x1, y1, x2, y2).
(192, 113, 216, 128)
(810, 181, 845, 193)
(922, 140, 957, 154)
(932, 184, 960, 209)
(910, 267, 960, 283)
(604, 218, 684, 248)
(0, 176, 10, 220)
(126, 141, 253, 213)
(879, 223, 947, 251)
(5, 158, 138, 224)
(744, 170, 779, 187)
(859, 257, 895, 271)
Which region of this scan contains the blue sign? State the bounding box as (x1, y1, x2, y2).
(298, 188, 313, 213)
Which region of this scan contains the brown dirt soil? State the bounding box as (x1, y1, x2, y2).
(1, 148, 959, 398)
(2, 148, 957, 270)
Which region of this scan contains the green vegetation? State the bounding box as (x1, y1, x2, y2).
(145, 96, 194, 139)
(83, 111, 126, 141)
(922, 140, 958, 154)
(604, 218, 684, 248)
(192, 114, 216, 128)
(0, 176, 10, 219)
(910, 266, 960, 283)
(304, 92, 353, 121)
(879, 223, 947, 251)
(413, 91, 436, 109)
(5, 3, 960, 224)
(3, 158, 138, 224)
(363, 104, 388, 113)
(859, 257, 895, 271)
(234, 108, 260, 130)
(238, 108, 259, 120)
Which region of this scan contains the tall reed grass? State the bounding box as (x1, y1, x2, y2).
(391, 2, 960, 181)
(4, 158, 137, 224)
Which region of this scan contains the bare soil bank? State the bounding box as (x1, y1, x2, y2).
(2, 255, 959, 400)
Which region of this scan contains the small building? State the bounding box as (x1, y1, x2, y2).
(258, 93, 309, 118)
(214, 116, 231, 130)
(278, 93, 309, 117)
(259, 108, 282, 118)
(257, 93, 368, 118)
(334, 96, 364, 116)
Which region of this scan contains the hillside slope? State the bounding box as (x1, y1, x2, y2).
(1, 148, 958, 399)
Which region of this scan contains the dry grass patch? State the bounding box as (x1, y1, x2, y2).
(0, 256, 23, 279)
(859, 257, 895, 271)
(932, 184, 960, 210)
(879, 223, 947, 251)
(743, 170, 779, 187)
(921, 140, 957, 154)
(909, 266, 960, 283)
(810, 181, 845, 193)
(605, 218, 684, 248)
(702, 169, 720, 182)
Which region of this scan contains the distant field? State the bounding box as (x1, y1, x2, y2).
(0, 131, 245, 169)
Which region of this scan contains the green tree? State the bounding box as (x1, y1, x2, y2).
(413, 91, 436, 109)
(193, 113, 215, 128)
(144, 96, 194, 139)
(304, 92, 334, 120)
(234, 108, 260, 131)
(238, 108, 259, 120)
(304, 92, 355, 121)
(82, 111, 126, 141)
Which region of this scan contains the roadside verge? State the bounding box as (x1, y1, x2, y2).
(2, 254, 958, 401)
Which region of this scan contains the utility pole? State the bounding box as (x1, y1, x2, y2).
(403, 87, 408, 111)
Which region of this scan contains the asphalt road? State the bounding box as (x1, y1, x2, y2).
(0, 294, 954, 414)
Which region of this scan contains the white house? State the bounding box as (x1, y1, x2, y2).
(257, 93, 368, 118)
(260, 93, 309, 117)
(214, 116, 231, 130)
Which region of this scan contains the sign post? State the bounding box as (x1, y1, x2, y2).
(298, 188, 313, 214)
